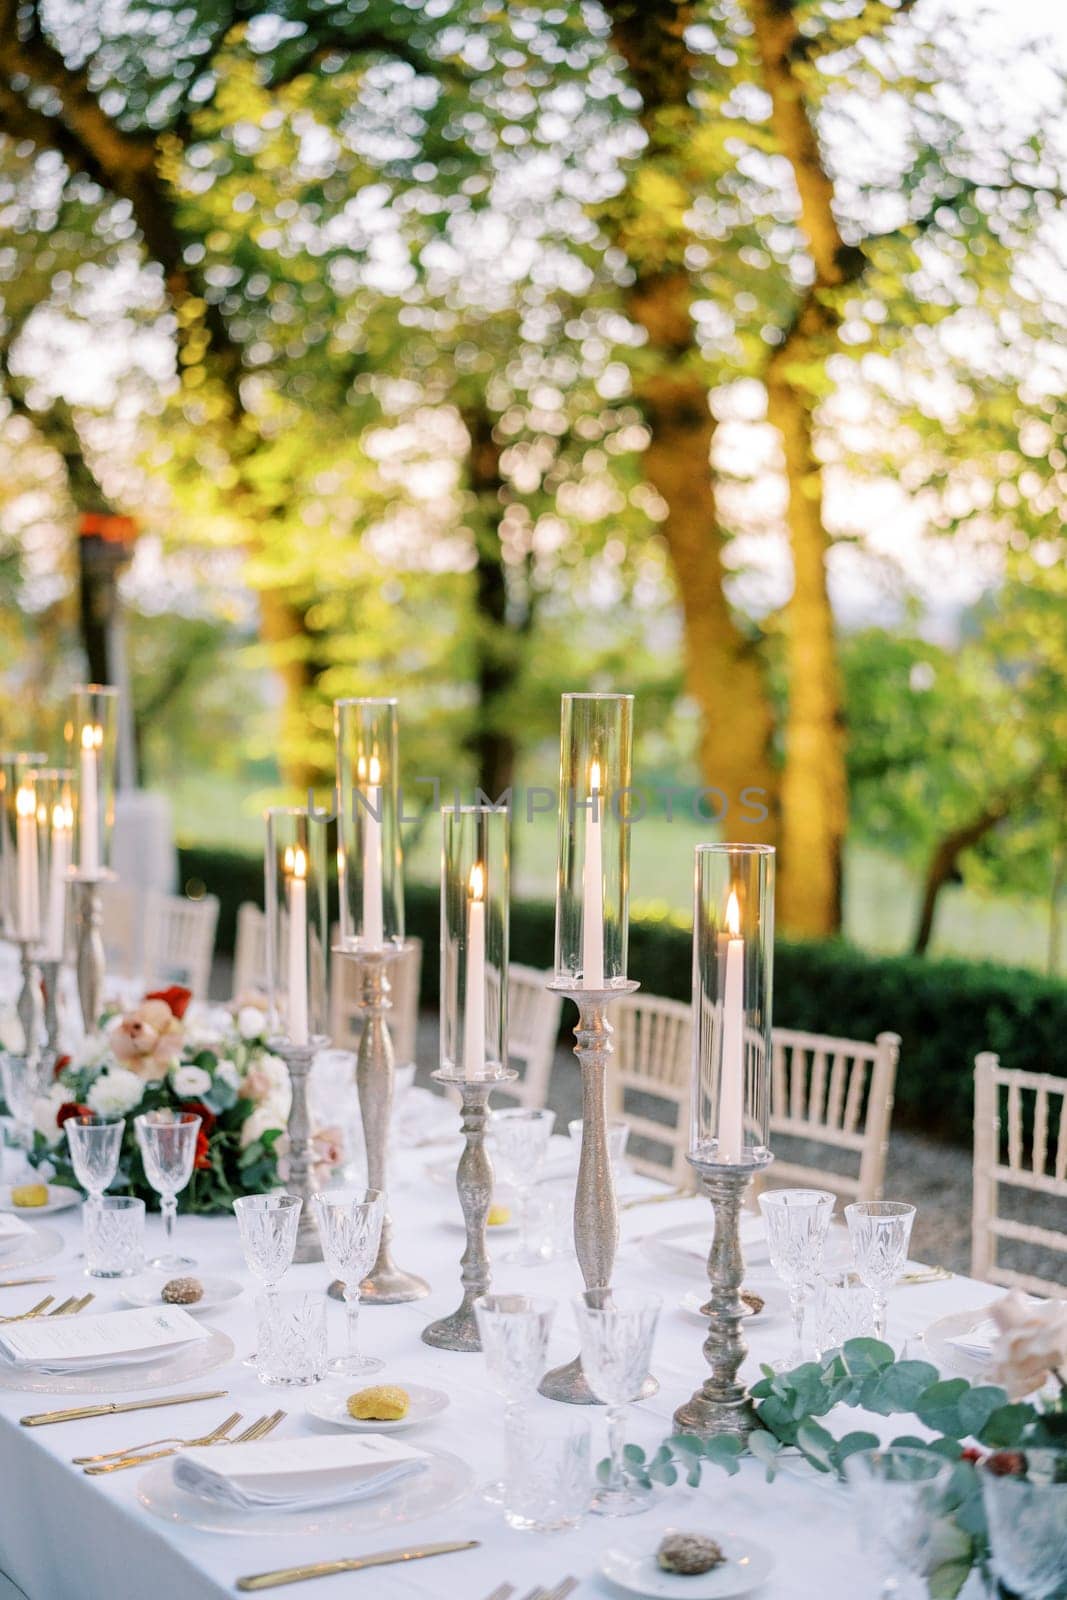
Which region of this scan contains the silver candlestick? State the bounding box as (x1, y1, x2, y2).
(672, 1159, 770, 1441)
(539, 979, 657, 1405)
(15, 940, 40, 1063)
(72, 877, 105, 1034)
(272, 1037, 324, 1264)
(38, 958, 61, 1064)
(421, 1067, 517, 1353)
(331, 948, 428, 1305)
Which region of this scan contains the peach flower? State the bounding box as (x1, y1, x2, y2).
(109, 998, 185, 1081)
(987, 1291, 1067, 1400)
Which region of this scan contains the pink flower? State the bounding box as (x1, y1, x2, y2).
(987, 1291, 1067, 1400)
(312, 1125, 345, 1171)
(108, 999, 185, 1081)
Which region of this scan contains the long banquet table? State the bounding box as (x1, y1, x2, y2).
(0, 1138, 997, 1600)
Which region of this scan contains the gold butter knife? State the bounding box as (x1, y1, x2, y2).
(236, 1540, 480, 1591)
(20, 1389, 229, 1427)
(0, 1276, 56, 1289)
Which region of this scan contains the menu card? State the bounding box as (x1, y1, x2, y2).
(0, 1305, 208, 1370)
(174, 1434, 429, 1512)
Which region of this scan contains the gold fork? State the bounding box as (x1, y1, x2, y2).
(0, 1295, 55, 1323)
(74, 1410, 243, 1466)
(85, 1411, 286, 1474)
(45, 1294, 94, 1318)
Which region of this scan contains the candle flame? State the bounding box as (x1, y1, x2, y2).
(589, 759, 601, 792)
(284, 844, 307, 880)
(356, 753, 381, 785)
(15, 784, 35, 818)
(81, 724, 103, 752)
(52, 801, 72, 832)
(469, 862, 485, 901)
(725, 889, 741, 937)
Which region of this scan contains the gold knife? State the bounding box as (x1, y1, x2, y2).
(20, 1389, 229, 1427)
(0, 1276, 56, 1289)
(236, 1540, 480, 1591)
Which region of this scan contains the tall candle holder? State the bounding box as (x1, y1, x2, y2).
(265, 806, 329, 1265)
(541, 692, 651, 1404)
(423, 804, 514, 1352)
(67, 687, 119, 1034)
(39, 959, 61, 1062)
(15, 939, 41, 1063)
(331, 948, 429, 1304)
(673, 843, 775, 1442)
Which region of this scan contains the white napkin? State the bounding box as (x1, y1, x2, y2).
(174, 1434, 428, 1512)
(0, 1305, 207, 1373)
(946, 1320, 997, 1361)
(672, 1215, 766, 1260)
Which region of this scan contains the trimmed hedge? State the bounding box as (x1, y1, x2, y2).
(179, 846, 1067, 1147)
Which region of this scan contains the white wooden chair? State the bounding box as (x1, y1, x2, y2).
(610, 993, 694, 1187)
(972, 1052, 1067, 1296)
(496, 964, 562, 1109)
(764, 1028, 900, 1203)
(232, 901, 270, 1000)
(330, 937, 422, 1069)
(142, 890, 219, 1000)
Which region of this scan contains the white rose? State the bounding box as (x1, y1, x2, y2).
(988, 1291, 1067, 1399)
(33, 1084, 68, 1145)
(86, 1066, 145, 1118)
(170, 1065, 212, 1099)
(214, 1059, 241, 1092)
(237, 1005, 267, 1040)
(77, 1034, 113, 1071)
(240, 1104, 286, 1150)
(183, 1005, 233, 1049)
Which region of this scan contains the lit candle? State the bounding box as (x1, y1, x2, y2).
(462, 862, 486, 1078)
(360, 753, 384, 949)
(15, 782, 40, 943)
(285, 844, 309, 1046)
(79, 724, 102, 875)
(718, 888, 745, 1164)
(581, 758, 604, 987)
(42, 800, 71, 961)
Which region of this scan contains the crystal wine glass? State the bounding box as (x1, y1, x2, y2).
(233, 1192, 302, 1365)
(574, 1286, 661, 1517)
(982, 1450, 1067, 1600)
(473, 1291, 557, 1506)
(759, 1188, 836, 1367)
(65, 1114, 124, 1208)
(845, 1200, 916, 1347)
(489, 1107, 556, 1265)
(0, 1053, 47, 1179)
(844, 1446, 951, 1600)
(134, 1109, 201, 1270)
(313, 1188, 384, 1376)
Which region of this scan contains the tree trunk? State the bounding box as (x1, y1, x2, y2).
(463, 405, 528, 802)
(912, 801, 1011, 955)
(638, 368, 778, 842)
(258, 589, 323, 794)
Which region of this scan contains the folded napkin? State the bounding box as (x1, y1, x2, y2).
(0, 1304, 207, 1373)
(174, 1433, 428, 1513)
(672, 1215, 766, 1260)
(946, 1320, 997, 1361)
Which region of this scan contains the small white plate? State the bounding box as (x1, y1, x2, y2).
(644, 1218, 769, 1277)
(0, 1185, 80, 1217)
(679, 1288, 777, 1323)
(0, 1226, 64, 1270)
(120, 1276, 243, 1316)
(306, 1381, 449, 1431)
(601, 1532, 775, 1598)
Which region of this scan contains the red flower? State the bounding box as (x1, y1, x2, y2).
(184, 1102, 216, 1138)
(959, 1447, 984, 1465)
(194, 1128, 212, 1171)
(144, 985, 192, 1020)
(986, 1451, 1026, 1477)
(52, 1054, 71, 1080)
(56, 1102, 92, 1128)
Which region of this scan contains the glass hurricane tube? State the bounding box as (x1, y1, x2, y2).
(264, 806, 329, 1048)
(66, 685, 119, 880)
(334, 697, 404, 952)
(0, 751, 46, 943)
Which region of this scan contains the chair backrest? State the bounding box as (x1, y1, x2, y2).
(498, 964, 562, 1109)
(610, 993, 694, 1187)
(232, 902, 270, 1001)
(98, 880, 139, 979)
(329, 937, 423, 1068)
(765, 1028, 900, 1202)
(972, 1052, 1067, 1297)
(142, 890, 219, 1000)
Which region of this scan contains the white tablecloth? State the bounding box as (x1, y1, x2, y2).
(0, 1145, 997, 1600)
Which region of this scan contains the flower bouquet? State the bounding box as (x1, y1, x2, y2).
(28, 987, 329, 1214)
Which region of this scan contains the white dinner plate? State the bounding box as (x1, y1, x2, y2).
(0, 1185, 80, 1217)
(137, 1444, 473, 1536)
(305, 1381, 449, 1432)
(0, 1226, 65, 1270)
(120, 1275, 243, 1316)
(0, 1325, 234, 1394)
(643, 1218, 769, 1277)
(601, 1532, 775, 1597)
(679, 1287, 782, 1324)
